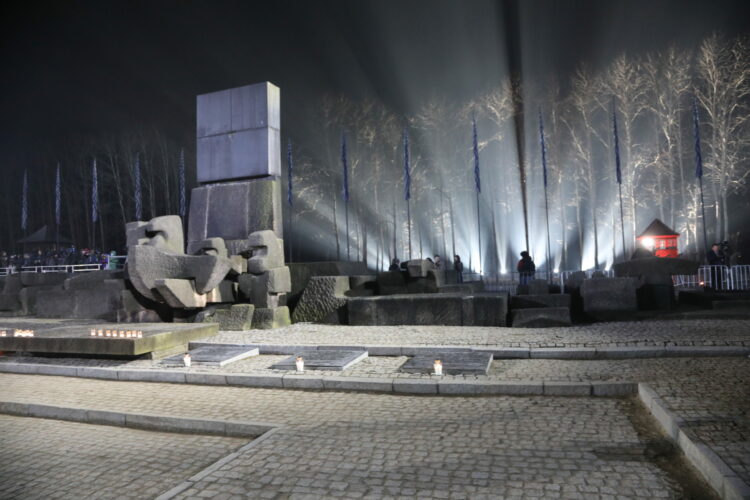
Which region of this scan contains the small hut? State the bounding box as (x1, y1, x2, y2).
(636, 219, 679, 258)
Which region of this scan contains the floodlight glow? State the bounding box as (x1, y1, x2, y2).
(642, 237, 655, 249)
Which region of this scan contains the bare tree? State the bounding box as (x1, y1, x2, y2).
(696, 33, 750, 243)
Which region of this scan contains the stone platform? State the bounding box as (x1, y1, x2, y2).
(0, 319, 218, 357)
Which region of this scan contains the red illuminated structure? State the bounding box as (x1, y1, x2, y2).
(636, 219, 679, 258)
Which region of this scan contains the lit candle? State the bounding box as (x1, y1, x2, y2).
(90, 329, 96, 337)
(119, 330, 125, 337)
(183, 353, 192, 368)
(105, 330, 111, 337)
(295, 356, 304, 373)
(137, 331, 143, 338)
(97, 330, 104, 337)
(433, 359, 443, 376)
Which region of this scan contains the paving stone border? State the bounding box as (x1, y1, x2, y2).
(188, 342, 750, 359)
(638, 383, 750, 500)
(154, 428, 282, 500)
(0, 401, 274, 438)
(0, 362, 637, 396)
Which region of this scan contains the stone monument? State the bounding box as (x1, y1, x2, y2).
(189, 82, 283, 256)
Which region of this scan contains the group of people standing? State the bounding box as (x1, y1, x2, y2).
(388, 250, 537, 284)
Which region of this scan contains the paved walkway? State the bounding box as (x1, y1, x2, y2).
(208, 319, 750, 348)
(0, 374, 696, 499)
(0, 413, 246, 500)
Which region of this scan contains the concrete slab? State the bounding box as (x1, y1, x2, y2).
(0, 319, 218, 357)
(271, 350, 368, 371)
(162, 344, 259, 367)
(400, 351, 493, 375)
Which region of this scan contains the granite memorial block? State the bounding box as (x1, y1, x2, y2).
(196, 82, 280, 183)
(272, 350, 368, 371)
(162, 344, 259, 367)
(400, 351, 493, 375)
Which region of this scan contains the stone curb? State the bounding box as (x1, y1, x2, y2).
(154, 427, 282, 500)
(188, 341, 750, 359)
(0, 400, 275, 438)
(637, 383, 750, 500)
(0, 362, 639, 397)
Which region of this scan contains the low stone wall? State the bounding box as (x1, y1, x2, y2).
(348, 293, 508, 326)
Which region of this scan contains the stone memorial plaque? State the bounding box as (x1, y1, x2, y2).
(272, 350, 368, 371)
(162, 344, 259, 367)
(400, 351, 493, 375)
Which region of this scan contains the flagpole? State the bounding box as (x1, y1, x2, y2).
(472, 115, 482, 278)
(612, 99, 627, 261)
(403, 127, 412, 261)
(286, 140, 294, 263)
(693, 97, 709, 259)
(341, 134, 350, 261)
(539, 109, 552, 282)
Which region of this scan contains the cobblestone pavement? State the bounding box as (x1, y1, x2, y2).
(0, 374, 691, 499)
(0, 414, 246, 500)
(208, 319, 750, 347)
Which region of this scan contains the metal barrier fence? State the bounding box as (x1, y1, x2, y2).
(0, 258, 127, 276)
(483, 269, 615, 295)
(673, 265, 750, 291)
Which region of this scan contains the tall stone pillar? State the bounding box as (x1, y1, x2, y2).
(188, 82, 283, 255)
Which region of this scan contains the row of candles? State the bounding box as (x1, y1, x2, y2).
(0, 329, 35, 338)
(90, 329, 144, 338)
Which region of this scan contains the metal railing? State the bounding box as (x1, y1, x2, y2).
(0, 260, 127, 276)
(673, 265, 750, 291)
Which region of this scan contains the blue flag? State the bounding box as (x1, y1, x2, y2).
(341, 133, 349, 203)
(21, 170, 28, 232)
(472, 114, 481, 193)
(134, 153, 142, 220)
(91, 159, 99, 223)
(178, 149, 186, 218)
(692, 97, 703, 179)
(286, 140, 293, 207)
(55, 163, 61, 226)
(403, 127, 411, 201)
(612, 98, 622, 185)
(538, 108, 548, 188)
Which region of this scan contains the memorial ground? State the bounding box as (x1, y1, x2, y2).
(1, 318, 748, 499)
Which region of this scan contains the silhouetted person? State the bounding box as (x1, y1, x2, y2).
(517, 251, 536, 285)
(433, 255, 442, 269)
(389, 258, 400, 271)
(707, 243, 727, 290)
(707, 243, 726, 266)
(454, 255, 464, 283)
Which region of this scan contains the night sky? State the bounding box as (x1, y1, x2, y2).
(2, 0, 749, 167)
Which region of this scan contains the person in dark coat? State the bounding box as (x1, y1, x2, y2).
(454, 255, 464, 283)
(707, 243, 727, 290)
(517, 251, 536, 285)
(707, 243, 726, 266)
(388, 258, 400, 271)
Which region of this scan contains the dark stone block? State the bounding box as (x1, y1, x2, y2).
(20, 272, 68, 287)
(64, 270, 125, 290)
(511, 294, 571, 310)
(400, 351, 493, 375)
(511, 307, 572, 327)
(637, 284, 674, 310)
(2, 275, 22, 294)
(348, 294, 465, 326)
(580, 278, 638, 320)
(272, 350, 367, 371)
(376, 271, 408, 295)
(162, 344, 258, 366)
(187, 179, 282, 255)
(470, 293, 509, 327)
